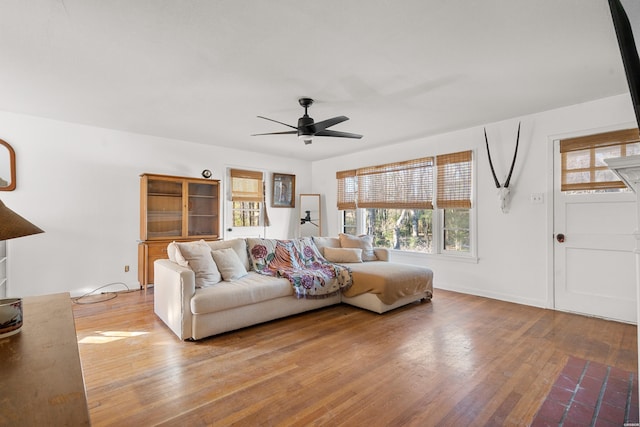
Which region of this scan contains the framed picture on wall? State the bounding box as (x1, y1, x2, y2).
(272, 173, 295, 208)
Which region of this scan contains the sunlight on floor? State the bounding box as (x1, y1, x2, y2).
(78, 331, 148, 344)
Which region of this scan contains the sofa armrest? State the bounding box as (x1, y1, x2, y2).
(373, 247, 390, 262)
(154, 259, 196, 340)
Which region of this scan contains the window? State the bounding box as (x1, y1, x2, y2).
(232, 201, 261, 227)
(337, 150, 473, 256)
(365, 208, 433, 252)
(342, 210, 357, 235)
(443, 209, 470, 252)
(560, 128, 640, 193)
(230, 168, 264, 227)
(437, 151, 472, 254)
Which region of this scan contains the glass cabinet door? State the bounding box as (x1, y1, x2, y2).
(187, 182, 219, 237)
(146, 178, 184, 239)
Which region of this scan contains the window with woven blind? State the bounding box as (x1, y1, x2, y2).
(230, 169, 263, 202)
(560, 128, 640, 192)
(336, 169, 357, 210)
(356, 157, 434, 209)
(336, 150, 474, 256)
(436, 150, 472, 209)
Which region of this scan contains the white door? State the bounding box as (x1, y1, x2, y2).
(553, 141, 637, 323)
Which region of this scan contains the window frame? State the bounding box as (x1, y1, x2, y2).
(338, 150, 477, 260)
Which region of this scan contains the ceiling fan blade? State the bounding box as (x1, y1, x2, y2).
(315, 129, 363, 139)
(251, 130, 298, 136)
(312, 116, 349, 132)
(257, 116, 298, 130)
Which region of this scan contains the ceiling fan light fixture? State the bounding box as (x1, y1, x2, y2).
(299, 134, 313, 145)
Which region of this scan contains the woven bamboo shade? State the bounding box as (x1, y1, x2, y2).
(336, 169, 357, 210)
(436, 150, 472, 209)
(356, 157, 434, 209)
(230, 169, 263, 202)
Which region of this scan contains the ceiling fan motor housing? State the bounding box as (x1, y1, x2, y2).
(297, 115, 315, 137)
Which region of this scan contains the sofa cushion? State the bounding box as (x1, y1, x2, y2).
(324, 247, 363, 263)
(311, 236, 341, 256)
(339, 233, 378, 261)
(172, 240, 221, 287)
(205, 238, 251, 271)
(168, 239, 207, 265)
(191, 272, 293, 314)
(211, 247, 248, 281)
(167, 241, 181, 263)
(343, 261, 433, 305)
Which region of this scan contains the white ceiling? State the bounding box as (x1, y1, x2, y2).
(0, 0, 632, 161)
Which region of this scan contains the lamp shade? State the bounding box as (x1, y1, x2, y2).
(0, 199, 44, 240)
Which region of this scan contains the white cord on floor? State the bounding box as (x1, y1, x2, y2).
(72, 281, 137, 304)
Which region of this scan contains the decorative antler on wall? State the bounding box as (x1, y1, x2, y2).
(484, 122, 520, 213)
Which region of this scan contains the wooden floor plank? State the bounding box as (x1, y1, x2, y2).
(72, 288, 637, 426)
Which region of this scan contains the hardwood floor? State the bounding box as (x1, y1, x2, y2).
(72, 289, 637, 426)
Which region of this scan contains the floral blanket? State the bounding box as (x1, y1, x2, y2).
(247, 237, 352, 299)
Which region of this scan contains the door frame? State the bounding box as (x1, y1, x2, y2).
(546, 121, 639, 311)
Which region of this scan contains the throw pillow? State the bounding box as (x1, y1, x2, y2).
(311, 236, 341, 256)
(174, 241, 222, 287)
(246, 238, 278, 272)
(206, 239, 252, 271)
(338, 233, 378, 261)
(211, 247, 248, 281)
(323, 247, 363, 263)
(167, 241, 180, 263)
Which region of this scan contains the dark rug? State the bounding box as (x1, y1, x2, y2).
(531, 356, 638, 426)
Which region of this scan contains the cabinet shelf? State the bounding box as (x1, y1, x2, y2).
(149, 193, 182, 197)
(189, 195, 218, 199)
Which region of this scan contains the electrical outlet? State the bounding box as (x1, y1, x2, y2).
(530, 193, 544, 204)
(124, 265, 130, 272)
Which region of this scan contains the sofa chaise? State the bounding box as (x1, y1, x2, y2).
(154, 235, 433, 341)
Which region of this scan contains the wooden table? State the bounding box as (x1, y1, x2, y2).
(0, 293, 90, 426)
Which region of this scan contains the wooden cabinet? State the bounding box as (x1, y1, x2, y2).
(138, 173, 220, 288)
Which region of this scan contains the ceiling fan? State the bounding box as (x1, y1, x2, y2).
(252, 98, 363, 145)
(300, 210, 319, 227)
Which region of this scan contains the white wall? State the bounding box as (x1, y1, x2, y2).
(312, 94, 637, 308)
(1, 93, 636, 305)
(0, 111, 312, 297)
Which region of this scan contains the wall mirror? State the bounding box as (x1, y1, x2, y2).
(299, 194, 321, 237)
(0, 139, 16, 191)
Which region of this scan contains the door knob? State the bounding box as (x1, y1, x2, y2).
(556, 233, 565, 243)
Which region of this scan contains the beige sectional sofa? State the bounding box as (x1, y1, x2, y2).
(153, 236, 433, 341)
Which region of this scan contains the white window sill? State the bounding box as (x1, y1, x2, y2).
(388, 249, 478, 264)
